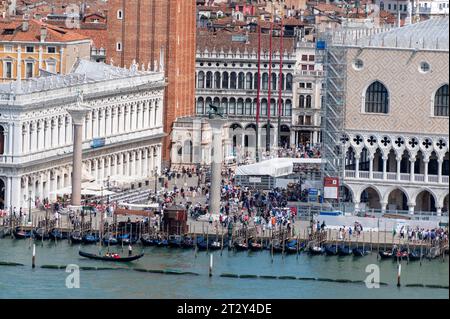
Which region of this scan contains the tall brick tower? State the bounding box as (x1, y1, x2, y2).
(107, 0, 196, 165)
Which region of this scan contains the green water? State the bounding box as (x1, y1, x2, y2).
(0, 238, 448, 299)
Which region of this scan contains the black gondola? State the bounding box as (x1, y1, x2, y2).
(13, 227, 32, 239)
(249, 241, 264, 251)
(49, 228, 68, 240)
(408, 251, 422, 261)
(234, 242, 248, 251)
(33, 228, 50, 240)
(102, 234, 118, 246)
(337, 245, 352, 256)
(352, 247, 370, 257)
(118, 234, 138, 245)
(82, 234, 100, 244)
(79, 250, 144, 262)
(325, 245, 339, 256)
(181, 236, 195, 249)
(308, 246, 325, 255)
(156, 238, 168, 247)
(70, 231, 83, 244)
(378, 250, 395, 259)
(140, 234, 157, 246)
(168, 235, 183, 248)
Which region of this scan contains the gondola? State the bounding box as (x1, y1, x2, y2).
(102, 235, 118, 246)
(13, 227, 32, 239)
(70, 231, 83, 244)
(118, 234, 138, 245)
(168, 235, 183, 248)
(181, 236, 195, 249)
(140, 234, 157, 246)
(407, 251, 422, 261)
(82, 234, 100, 244)
(49, 228, 68, 240)
(79, 250, 144, 262)
(325, 245, 339, 256)
(249, 241, 264, 251)
(156, 238, 168, 247)
(378, 250, 395, 259)
(337, 245, 352, 256)
(396, 250, 409, 259)
(352, 247, 370, 257)
(234, 242, 249, 251)
(308, 246, 325, 255)
(285, 240, 302, 254)
(33, 228, 50, 240)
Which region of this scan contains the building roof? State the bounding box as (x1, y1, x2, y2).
(0, 59, 164, 97)
(333, 17, 449, 51)
(0, 18, 91, 43)
(197, 29, 296, 53)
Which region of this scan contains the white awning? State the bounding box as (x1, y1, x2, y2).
(235, 157, 324, 178)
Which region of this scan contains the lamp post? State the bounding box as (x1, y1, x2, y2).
(28, 189, 32, 225)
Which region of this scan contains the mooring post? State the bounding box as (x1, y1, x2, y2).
(209, 253, 213, 277)
(397, 262, 401, 287)
(32, 243, 36, 268)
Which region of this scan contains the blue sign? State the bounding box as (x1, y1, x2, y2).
(91, 138, 105, 149)
(308, 188, 318, 202)
(316, 40, 326, 50)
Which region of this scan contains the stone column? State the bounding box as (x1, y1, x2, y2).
(423, 158, 429, 183)
(208, 119, 226, 214)
(436, 206, 442, 217)
(67, 105, 89, 206)
(408, 203, 415, 215)
(438, 157, 443, 183)
(380, 200, 388, 214)
(396, 156, 402, 181)
(355, 155, 360, 178)
(105, 109, 111, 136)
(409, 158, 416, 182)
(369, 154, 374, 180)
(382, 155, 388, 180)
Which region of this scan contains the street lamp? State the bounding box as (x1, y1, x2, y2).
(28, 189, 32, 224)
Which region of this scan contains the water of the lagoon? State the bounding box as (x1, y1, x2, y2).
(0, 238, 448, 299)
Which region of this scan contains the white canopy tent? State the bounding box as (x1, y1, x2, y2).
(235, 158, 324, 178)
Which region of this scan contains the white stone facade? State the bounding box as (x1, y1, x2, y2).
(0, 60, 165, 211)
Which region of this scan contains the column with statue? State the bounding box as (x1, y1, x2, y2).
(207, 104, 227, 215)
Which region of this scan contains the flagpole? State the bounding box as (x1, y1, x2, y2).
(277, 17, 284, 149)
(266, 21, 273, 153)
(256, 23, 262, 163)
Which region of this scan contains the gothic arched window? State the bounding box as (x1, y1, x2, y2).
(434, 84, 449, 117)
(365, 81, 389, 113)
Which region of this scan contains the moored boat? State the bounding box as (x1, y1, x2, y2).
(140, 234, 157, 246)
(79, 250, 144, 262)
(168, 235, 183, 248)
(49, 229, 68, 240)
(337, 245, 352, 256)
(70, 231, 83, 244)
(309, 246, 325, 255)
(325, 245, 339, 256)
(33, 228, 50, 240)
(82, 234, 100, 244)
(352, 247, 370, 257)
(378, 250, 395, 259)
(13, 227, 32, 239)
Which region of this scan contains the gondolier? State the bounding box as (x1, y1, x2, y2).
(128, 244, 133, 256)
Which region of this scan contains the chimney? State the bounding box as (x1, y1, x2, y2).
(40, 27, 47, 42)
(22, 21, 29, 32)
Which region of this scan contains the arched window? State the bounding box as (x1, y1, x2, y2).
(261, 99, 268, 116)
(306, 95, 312, 108)
(253, 73, 258, 90)
(237, 98, 244, 115)
(205, 72, 213, 89)
(221, 98, 228, 114)
(230, 72, 237, 89)
(270, 99, 276, 116)
(238, 72, 245, 89)
(434, 84, 449, 117)
(245, 99, 252, 115)
(280, 74, 285, 90)
(246, 73, 253, 90)
(285, 100, 292, 116)
(197, 71, 205, 89)
(0, 125, 4, 155)
(271, 73, 277, 90)
(205, 97, 212, 113)
(365, 81, 389, 113)
(196, 98, 204, 114)
(299, 95, 305, 108)
(222, 72, 229, 89)
(262, 73, 268, 90)
(286, 73, 293, 91)
(229, 98, 236, 115)
(214, 72, 221, 89)
(213, 97, 220, 108)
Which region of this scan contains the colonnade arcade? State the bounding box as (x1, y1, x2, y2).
(14, 145, 161, 209)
